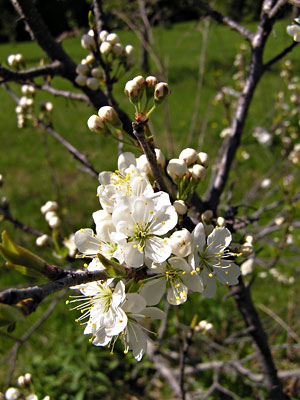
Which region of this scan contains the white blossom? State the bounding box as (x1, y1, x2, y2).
(189, 223, 240, 298)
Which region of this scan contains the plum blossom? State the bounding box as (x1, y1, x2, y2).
(189, 223, 240, 298)
(140, 257, 203, 305)
(112, 196, 177, 268)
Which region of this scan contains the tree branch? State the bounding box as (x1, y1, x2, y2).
(263, 41, 299, 71)
(0, 61, 63, 83)
(34, 83, 90, 103)
(196, 0, 254, 43)
(0, 269, 109, 309)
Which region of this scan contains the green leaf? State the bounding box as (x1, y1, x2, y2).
(97, 253, 126, 278)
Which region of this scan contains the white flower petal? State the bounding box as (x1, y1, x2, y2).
(207, 227, 232, 253)
(126, 322, 147, 361)
(112, 281, 126, 307)
(167, 281, 188, 305)
(118, 152, 136, 172)
(105, 307, 128, 336)
(214, 263, 240, 286)
(145, 237, 171, 263)
(122, 293, 147, 313)
(140, 278, 166, 306)
(139, 307, 166, 320)
(74, 228, 100, 255)
(123, 241, 144, 268)
(93, 327, 112, 346)
(132, 198, 154, 224)
(201, 270, 217, 298)
(149, 205, 178, 235)
(192, 223, 206, 252)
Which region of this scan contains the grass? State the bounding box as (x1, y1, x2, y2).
(0, 18, 299, 399)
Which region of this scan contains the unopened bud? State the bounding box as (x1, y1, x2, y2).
(244, 234, 254, 244)
(240, 258, 255, 276)
(201, 210, 213, 223)
(0, 174, 3, 187)
(81, 34, 96, 51)
(154, 82, 170, 103)
(197, 152, 209, 168)
(7, 55, 18, 68)
(98, 106, 121, 127)
(124, 80, 141, 103)
(87, 115, 105, 133)
(86, 77, 99, 91)
(204, 224, 214, 236)
(36, 234, 49, 247)
(75, 75, 87, 86)
(192, 164, 206, 181)
(1, 196, 9, 208)
(45, 211, 56, 222)
(49, 216, 60, 229)
(85, 54, 95, 64)
(216, 216, 226, 227)
(99, 30, 108, 42)
(76, 64, 89, 75)
(132, 75, 145, 88)
(24, 373, 32, 384)
(41, 201, 58, 214)
(179, 148, 197, 166)
(136, 154, 151, 175)
(106, 33, 119, 45)
(239, 243, 253, 257)
(15, 53, 24, 64)
(125, 45, 134, 57)
(45, 102, 53, 112)
(17, 376, 25, 387)
(5, 388, 20, 400)
(91, 68, 101, 78)
(166, 159, 188, 181)
(26, 395, 38, 400)
(112, 43, 124, 57)
(173, 200, 187, 215)
(100, 41, 112, 56)
(155, 148, 166, 168)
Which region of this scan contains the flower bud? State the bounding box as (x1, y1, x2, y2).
(24, 373, 32, 384)
(179, 148, 197, 166)
(87, 115, 105, 133)
(26, 98, 33, 107)
(26, 395, 38, 400)
(0, 174, 3, 187)
(239, 243, 253, 257)
(36, 234, 49, 247)
(169, 229, 192, 257)
(154, 82, 170, 103)
(125, 45, 134, 57)
(17, 376, 25, 387)
(7, 55, 18, 68)
(204, 224, 214, 236)
(145, 75, 158, 97)
(136, 154, 151, 175)
(49, 215, 60, 229)
(75, 75, 87, 86)
(81, 34, 96, 51)
(42, 397, 50, 400)
(91, 68, 101, 78)
(41, 201, 58, 214)
(99, 30, 108, 42)
(15, 53, 24, 64)
(86, 77, 99, 91)
(112, 43, 124, 57)
(240, 258, 255, 276)
(76, 64, 89, 75)
(21, 85, 31, 95)
(85, 54, 95, 64)
(166, 159, 188, 181)
(132, 75, 145, 88)
(201, 210, 213, 223)
(15, 106, 23, 114)
(244, 234, 254, 244)
(45, 211, 56, 222)
(216, 216, 226, 227)
(98, 106, 121, 127)
(100, 41, 112, 56)
(5, 388, 20, 400)
(45, 102, 53, 112)
(19, 96, 29, 108)
(197, 152, 209, 168)
(124, 80, 141, 103)
(173, 200, 187, 215)
(155, 148, 166, 168)
(191, 164, 206, 181)
(106, 33, 119, 45)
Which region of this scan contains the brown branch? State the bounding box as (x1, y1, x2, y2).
(9, 0, 134, 137)
(0, 269, 109, 308)
(230, 277, 289, 399)
(36, 121, 99, 179)
(92, 0, 104, 33)
(0, 61, 63, 83)
(263, 41, 299, 71)
(204, 2, 278, 213)
(34, 83, 90, 103)
(196, 0, 254, 43)
(132, 121, 170, 195)
(4, 290, 65, 386)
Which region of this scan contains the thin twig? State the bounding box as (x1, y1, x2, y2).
(263, 41, 299, 71)
(0, 61, 63, 83)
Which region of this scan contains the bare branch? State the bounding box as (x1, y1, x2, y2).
(0, 269, 109, 308)
(92, 0, 103, 33)
(37, 121, 99, 179)
(196, 0, 254, 43)
(132, 121, 170, 196)
(34, 83, 90, 103)
(0, 61, 63, 83)
(263, 41, 299, 71)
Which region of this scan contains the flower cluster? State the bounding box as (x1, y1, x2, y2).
(7, 53, 24, 68)
(40, 200, 60, 230)
(70, 150, 241, 360)
(75, 29, 135, 90)
(287, 17, 300, 42)
(15, 85, 35, 128)
(2, 373, 50, 400)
